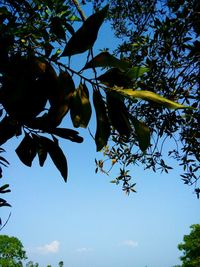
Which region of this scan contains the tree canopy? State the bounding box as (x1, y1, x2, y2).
(90, 0, 200, 196)
(0, 0, 198, 225)
(177, 224, 200, 267)
(0, 234, 27, 267)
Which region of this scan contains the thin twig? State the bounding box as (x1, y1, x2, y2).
(71, 0, 86, 21)
(0, 212, 11, 231)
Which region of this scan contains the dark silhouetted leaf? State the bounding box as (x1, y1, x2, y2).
(131, 117, 151, 151)
(40, 136, 68, 182)
(0, 116, 20, 146)
(93, 90, 110, 151)
(62, 5, 109, 56)
(0, 198, 11, 207)
(0, 156, 9, 166)
(50, 17, 66, 40)
(48, 71, 75, 127)
(1, 56, 51, 122)
(82, 52, 130, 71)
(0, 184, 11, 194)
(49, 128, 83, 143)
(65, 22, 75, 35)
(79, 83, 92, 127)
(70, 87, 82, 128)
(32, 134, 48, 167)
(106, 92, 132, 136)
(97, 68, 133, 87)
(15, 134, 36, 167)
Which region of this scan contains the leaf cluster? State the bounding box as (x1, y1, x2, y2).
(93, 0, 200, 195)
(178, 224, 200, 267)
(0, 0, 197, 228)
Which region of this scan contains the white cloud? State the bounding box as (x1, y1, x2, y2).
(75, 247, 94, 253)
(36, 240, 60, 254)
(120, 240, 138, 248)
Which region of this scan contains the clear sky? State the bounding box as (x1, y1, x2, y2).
(1, 4, 200, 267)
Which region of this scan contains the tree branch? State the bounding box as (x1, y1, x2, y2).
(71, 0, 86, 21)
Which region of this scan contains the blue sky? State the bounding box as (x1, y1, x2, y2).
(1, 3, 200, 267)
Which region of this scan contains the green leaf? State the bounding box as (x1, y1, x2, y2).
(48, 128, 83, 143)
(67, 15, 82, 22)
(107, 88, 193, 109)
(62, 5, 109, 56)
(82, 52, 130, 71)
(40, 136, 68, 182)
(126, 67, 149, 79)
(131, 117, 151, 151)
(70, 83, 92, 128)
(93, 90, 110, 151)
(15, 134, 37, 167)
(106, 92, 132, 136)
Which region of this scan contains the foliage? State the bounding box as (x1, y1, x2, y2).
(178, 224, 200, 267)
(0, 0, 195, 224)
(0, 147, 11, 230)
(26, 261, 39, 267)
(0, 235, 27, 267)
(90, 0, 200, 195)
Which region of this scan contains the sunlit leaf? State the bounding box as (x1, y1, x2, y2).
(15, 134, 37, 167)
(93, 90, 110, 151)
(107, 88, 193, 109)
(131, 117, 151, 151)
(62, 5, 109, 56)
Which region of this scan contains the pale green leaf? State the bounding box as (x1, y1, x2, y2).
(108, 88, 192, 109)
